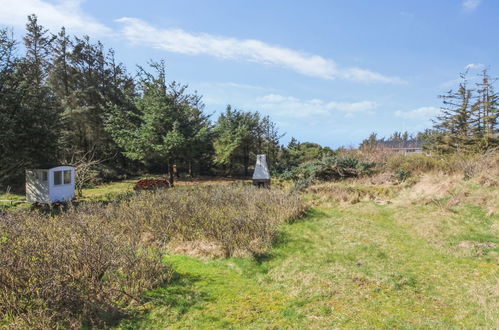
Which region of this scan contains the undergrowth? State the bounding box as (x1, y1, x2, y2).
(0, 185, 304, 328)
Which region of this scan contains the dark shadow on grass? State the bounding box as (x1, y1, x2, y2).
(289, 207, 329, 224)
(252, 208, 329, 265)
(116, 271, 212, 328)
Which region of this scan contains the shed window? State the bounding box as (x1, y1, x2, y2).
(41, 171, 48, 182)
(63, 170, 71, 184)
(54, 171, 62, 185)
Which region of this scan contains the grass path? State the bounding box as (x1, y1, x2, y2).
(119, 255, 305, 329)
(119, 203, 498, 329)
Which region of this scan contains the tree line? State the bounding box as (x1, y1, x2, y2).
(359, 70, 499, 153)
(1, 16, 332, 191)
(3, 16, 496, 191)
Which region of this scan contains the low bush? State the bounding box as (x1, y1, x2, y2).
(394, 168, 411, 182)
(386, 153, 444, 173)
(445, 150, 499, 182)
(107, 185, 305, 257)
(134, 177, 171, 190)
(0, 210, 168, 328)
(0, 185, 304, 327)
(307, 182, 402, 205)
(284, 156, 375, 190)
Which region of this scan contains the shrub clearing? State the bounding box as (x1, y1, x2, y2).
(0, 185, 304, 328)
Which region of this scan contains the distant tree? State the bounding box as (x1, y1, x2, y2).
(213, 106, 283, 176)
(470, 69, 499, 149)
(359, 133, 379, 151)
(273, 138, 335, 174)
(255, 115, 283, 171)
(429, 69, 499, 152)
(432, 73, 474, 151)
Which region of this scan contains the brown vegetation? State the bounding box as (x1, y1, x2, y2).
(134, 177, 171, 190)
(0, 185, 304, 328)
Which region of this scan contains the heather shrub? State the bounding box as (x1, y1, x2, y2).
(0, 210, 168, 328)
(0, 185, 304, 327)
(107, 185, 305, 257)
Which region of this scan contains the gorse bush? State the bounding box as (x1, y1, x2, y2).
(0, 185, 304, 328)
(284, 156, 375, 190)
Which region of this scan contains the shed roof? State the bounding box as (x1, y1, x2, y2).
(30, 164, 75, 170)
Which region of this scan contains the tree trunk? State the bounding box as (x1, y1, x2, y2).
(168, 160, 175, 187)
(243, 145, 249, 178)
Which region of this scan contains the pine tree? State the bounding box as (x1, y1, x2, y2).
(433, 73, 474, 151)
(213, 106, 263, 176)
(0, 17, 60, 188)
(472, 69, 499, 137)
(105, 60, 208, 184)
(23, 15, 54, 88)
(0, 28, 23, 187)
(19, 15, 60, 165)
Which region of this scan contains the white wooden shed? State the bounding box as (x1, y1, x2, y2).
(26, 166, 75, 203)
(252, 154, 271, 187)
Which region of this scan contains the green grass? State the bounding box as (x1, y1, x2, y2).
(80, 178, 137, 201)
(117, 199, 498, 329)
(0, 193, 29, 211)
(119, 256, 305, 329)
(0, 176, 156, 209)
(1, 175, 245, 208)
(3, 174, 497, 327)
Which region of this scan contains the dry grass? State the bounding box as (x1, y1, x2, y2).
(306, 177, 404, 207)
(109, 185, 305, 257)
(111, 152, 498, 329)
(0, 184, 304, 328)
(306, 159, 498, 264)
(0, 210, 169, 328)
(342, 148, 499, 180)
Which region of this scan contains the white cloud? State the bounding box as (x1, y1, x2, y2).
(462, 0, 481, 11)
(0, 0, 111, 35)
(256, 93, 378, 118)
(204, 82, 268, 91)
(394, 106, 440, 120)
(116, 17, 405, 84)
(341, 67, 407, 84)
(0, 1, 406, 84)
(465, 63, 484, 70)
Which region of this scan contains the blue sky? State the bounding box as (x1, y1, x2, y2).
(1, 0, 497, 147)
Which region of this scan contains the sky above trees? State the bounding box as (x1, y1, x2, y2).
(0, 0, 497, 147)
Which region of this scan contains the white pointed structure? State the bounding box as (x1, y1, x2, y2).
(252, 154, 271, 187)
